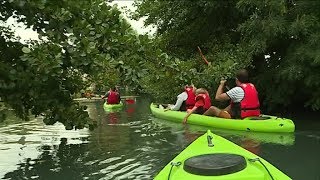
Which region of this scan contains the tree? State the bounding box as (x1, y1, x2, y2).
(0, 0, 150, 129)
(134, 0, 320, 112)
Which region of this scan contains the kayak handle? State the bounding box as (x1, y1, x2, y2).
(168, 161, 182, 180)
(170, 162, 182, 166)
(207, 135, 214, 147)
(248, 158, 274, 180)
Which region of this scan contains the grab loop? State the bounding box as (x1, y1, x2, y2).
(167, 161, 181, 180)
(248, 158, 274, 180)
(207, 134, 214, 147)
(170, 161, 182, 166)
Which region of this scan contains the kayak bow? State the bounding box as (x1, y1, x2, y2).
(155, 130, 291, 180)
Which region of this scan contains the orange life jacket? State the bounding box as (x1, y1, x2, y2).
(107, 91, 120, 104)
(231, 83, 260, 118)
(185, 87, 196, 109)
(195, 93, 211, 111)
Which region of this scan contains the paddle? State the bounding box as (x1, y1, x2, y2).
(197, 46, 230, 90)
(197, 46, 210, 65)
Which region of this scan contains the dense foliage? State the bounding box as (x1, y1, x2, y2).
(134, 0, 320, 112)
(0, 0, 150, 129)
(1, 0, 319, 129)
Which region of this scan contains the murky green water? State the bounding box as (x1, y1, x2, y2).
(0, 98, 319, 180)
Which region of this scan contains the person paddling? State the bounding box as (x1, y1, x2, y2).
(183, 88, 212, 124)
(204, 69, 260, 119)
(102, 87, 121, 104)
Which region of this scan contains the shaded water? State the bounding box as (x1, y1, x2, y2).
(0, 98, 319, 180)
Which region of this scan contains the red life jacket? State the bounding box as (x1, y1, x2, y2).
(185, 87, 196, 109)
(107, 91, 120, 104)
(195, 93, 211, 110)
(232, 83, 260, 118)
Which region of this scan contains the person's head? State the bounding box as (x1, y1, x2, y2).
(181, 84, 187, 92)
(111, 87, 117, 91)
(184, 84, 196, 93)
(195, 88, 207, 95)
(235, 69, 249, 85)
(183, 84, 190, 90)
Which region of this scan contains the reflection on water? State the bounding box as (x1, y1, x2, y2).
(0, 119, 89, 179)
(0, 98, 319, 180)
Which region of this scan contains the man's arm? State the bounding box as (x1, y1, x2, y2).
(117, 93, 121, 102)
(102, 92, 109, 99)
(215, 80, 230, 101)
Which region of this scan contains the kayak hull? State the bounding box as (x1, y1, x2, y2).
(154, 130, 291, 180)
(153, 118, 295, 145)
(150, 103, 295, 133)
(103, 102, 123, 111)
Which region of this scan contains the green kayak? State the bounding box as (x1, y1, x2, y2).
(153, 118, 295, 145)
(103, 101, 123, 111)
(150, 103, 295, 133)
(154, 130, 291, 180)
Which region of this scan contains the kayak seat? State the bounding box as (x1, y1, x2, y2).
(183, 153, 247, 176)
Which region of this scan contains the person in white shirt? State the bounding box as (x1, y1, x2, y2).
(204, 69, 260, 119)
(167, 85, 196, 111)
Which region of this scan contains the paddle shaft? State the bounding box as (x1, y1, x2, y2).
(197, 46, 230, 90)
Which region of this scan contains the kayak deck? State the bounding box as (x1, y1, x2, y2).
(154, 130, 291, 180)
(150, 103, 295, 133)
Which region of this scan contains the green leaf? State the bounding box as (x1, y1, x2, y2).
(10, 69, 17, 74)
(96, 20, 102, 24)
(22, 47, 31, 53)
(105, 54, 111, 60)
(88, 42, 95, 49)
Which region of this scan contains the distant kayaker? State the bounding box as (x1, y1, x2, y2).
(204, 69, 260, 119)
(166, 84, 196, 111)
(183, 88, 212, 124)
(102, 87, 121, 104)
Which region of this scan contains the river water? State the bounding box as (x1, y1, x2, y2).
(0, 98, 319, 180)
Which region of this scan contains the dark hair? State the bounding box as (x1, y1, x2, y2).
(236, 69, 249, 83)
(181, 84, 189, 91)
(111, 87, 117, 91)
(183, 84, 194, 91)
